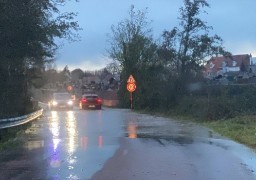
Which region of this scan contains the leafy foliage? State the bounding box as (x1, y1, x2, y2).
(108, 5, 160, 108)
(160, 0, 229, 80)
(173, 85, 256, 120)
(0, 0, 79, 118)
(108, 1, 228, 111)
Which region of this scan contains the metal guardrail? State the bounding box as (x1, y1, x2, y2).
(0, 109, 43, 129)
(38, 102, 48, 110)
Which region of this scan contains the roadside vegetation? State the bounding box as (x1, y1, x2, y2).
(164, 114, 256, 150)
(203, 116, 256, 149)
(0, 0, 79, 119)
(108, 0, 256, 149)
(1, 0, 255, 150)
(0, 127, 27, 151)
(108, 0, 228, 111)
(161, 82, 256, 149)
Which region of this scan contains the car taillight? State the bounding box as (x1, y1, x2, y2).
(97, 98, 102, 103)
(82, 98, 87, 103)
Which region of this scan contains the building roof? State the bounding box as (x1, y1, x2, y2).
(205, 54, 251, 72)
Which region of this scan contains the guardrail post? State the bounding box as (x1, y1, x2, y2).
(0, 128, 7, 141)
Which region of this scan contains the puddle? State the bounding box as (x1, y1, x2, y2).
(125, 133, 194, 145)
(25, 140, 45, 151)
(209, 138, 256, 176)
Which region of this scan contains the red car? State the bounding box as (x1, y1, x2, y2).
(79, 94, 102, 110)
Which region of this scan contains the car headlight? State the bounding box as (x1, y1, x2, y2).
(67, 100, 73, 105)
(52, 101, 58, 106)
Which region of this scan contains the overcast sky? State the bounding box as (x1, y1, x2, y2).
(55, 0, 256, 71)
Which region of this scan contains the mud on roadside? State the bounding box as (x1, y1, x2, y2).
(123, 111, 221, 145)
(0, 124, 47, 179)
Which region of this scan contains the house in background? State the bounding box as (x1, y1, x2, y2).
(204, 54, 252, 79)
(251, 57, 256, 65)
(248, 57, 256, 74)
(82, 76, 100, 85)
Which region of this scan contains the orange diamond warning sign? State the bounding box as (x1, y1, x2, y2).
(127, 75, 136, 83)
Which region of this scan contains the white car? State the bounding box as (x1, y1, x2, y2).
(49, 93, 73, 110)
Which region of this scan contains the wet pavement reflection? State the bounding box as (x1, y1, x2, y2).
(40, 109, 124, 179)
(122, 112, 256, 178)
(2, 108, 256, 179)
(127, 121, 137, 139)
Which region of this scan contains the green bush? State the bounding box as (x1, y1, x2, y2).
(170, 85, 256, 121)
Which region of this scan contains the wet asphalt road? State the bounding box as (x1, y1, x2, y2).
(0, 107, 256, 180)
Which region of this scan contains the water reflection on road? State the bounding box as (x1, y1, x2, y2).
(45, 109, 123, 180)
(13, 108, 256, 179)
(66, 111, 77, 156)
(127, 121, 138, 139)
(48, 111, 61, 175)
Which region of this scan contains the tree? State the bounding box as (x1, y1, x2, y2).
(58, 65, 71, 84)
(43, 69, 59, 86)
(159, 0, 229, 99)
(108, 1, 229, 110)
(108, 5, 160, 108)
(161, 0, 228, 77)
(105, 62, 121, 75)
(108, 5, 156, 70)
(0, 0, 79, 118)
(71, 68, 84, 81)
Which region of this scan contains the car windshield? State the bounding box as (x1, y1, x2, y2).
(84, 95, 98, 100)
(54, 94, 71, 100)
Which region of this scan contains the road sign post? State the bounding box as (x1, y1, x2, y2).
(130, 92, 133, 109)
(127, 75, 136, 109)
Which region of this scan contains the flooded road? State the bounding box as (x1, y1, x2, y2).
(93, 112, 256, 180)
(43, 109, 124, 179)
(0, 108, 256, 179)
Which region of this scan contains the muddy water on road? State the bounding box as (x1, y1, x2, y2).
(1, 108, 256, 180)
(92, 111, 256, 180)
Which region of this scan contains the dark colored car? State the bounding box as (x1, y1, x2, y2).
(49, 93, 74, 110)
(79, 94, 102, 110)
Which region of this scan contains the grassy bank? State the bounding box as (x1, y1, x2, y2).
(169, 113, 256, 149)
(202, 116, 256, 149)
(137, 109, 256, 150)
(0, 125, 29, 151)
